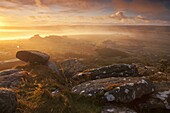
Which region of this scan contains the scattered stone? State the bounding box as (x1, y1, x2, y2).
(16, 50, 50, 64)
(0, 88, 17, 113)
(51, 89, 60, 97)
(59, 58, 86, 76)
(101, 106, 137, 113)
(73, 64, 139, 81)
(72, 77, 154, 103)
(0, 69, 28, 88)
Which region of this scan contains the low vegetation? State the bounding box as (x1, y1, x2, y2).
(15, 64, 102, 113)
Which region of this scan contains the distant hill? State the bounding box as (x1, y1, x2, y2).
(30, 34, 67, 41)
(95, 48, 129, 58)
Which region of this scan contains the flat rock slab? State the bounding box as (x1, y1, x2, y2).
(72, 77, 154, 103)
(16, 50, 50, 64)
(101, 106, 137, 113)
(73, 64, 139, 81)
(0, 88, 17, 113)
(0, 69, 28, 88)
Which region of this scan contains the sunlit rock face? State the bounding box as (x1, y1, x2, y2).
(101, 106, 137, 113)
(0, 69, 28, 88)
(16, 50, 50, 64)
(73, 64, 139, 82)
(0, 88, 17, 113)
(72, 77, 154, 103)
(58, 58, 86, 76)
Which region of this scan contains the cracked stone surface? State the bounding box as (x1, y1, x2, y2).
(72, 77, 154, 103)
(0, 88, 17, 113)
(101, 106, 137, 113)
(139, 81, 170, 110)
(73, 64, 139, 82)
(0, 69, 28, 88)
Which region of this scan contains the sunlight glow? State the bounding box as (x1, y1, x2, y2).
(0, 19, 5, 26)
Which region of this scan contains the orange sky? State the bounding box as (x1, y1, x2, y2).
(0, 0, 170, 39)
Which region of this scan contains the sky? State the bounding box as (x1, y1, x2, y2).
(0, 0, 170, 26)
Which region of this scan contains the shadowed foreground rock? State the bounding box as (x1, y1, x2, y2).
(140, 81, 170, 110)
(0, 69, 20, 76)
(0, 88, 17, 113)
(101, 106, 137, 113)
(59, 58, 86, 76)
(46, 61, 60, 75)
(16, 50, 50, 64)
(73, 64, 139, 82)
(72, 77, 154, 103)
(0, 69, 28, 88)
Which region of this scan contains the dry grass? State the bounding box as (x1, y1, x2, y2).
(15, 64, 102, 113)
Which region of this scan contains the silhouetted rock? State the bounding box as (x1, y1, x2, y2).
(101, 106, 137, 113)
(59, 58, 86, 76)
(16, 50, 50, 64)
(72, 77, 154, 103)
(0, 69, 28, 88)
(0, 88, 17, 113)
(30, 34, 42, 41)
(73, 64, 138, 81)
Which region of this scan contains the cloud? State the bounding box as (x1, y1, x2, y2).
(112, 0, 169, 14)
(0, 0, 111, 11)
(35, 0, 43, 8)
(110, 11, 127, 20)
(0, 0, 170, 25)
(110, 11, 151, 24)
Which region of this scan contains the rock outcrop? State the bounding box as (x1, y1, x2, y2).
(101, 106, 137, 113)
(139, 81, 170, 110)
(16, 50, 50, 64)
(0, 88, 17, 113)
(46, 61, 60, 75)
(72, 77, 154, 103)
(73, 64, 139, 81)
(58, 58, 86, 76)
(0, 69, 28, 88)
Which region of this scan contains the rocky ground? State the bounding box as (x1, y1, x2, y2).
(0, 50, 170, 113)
